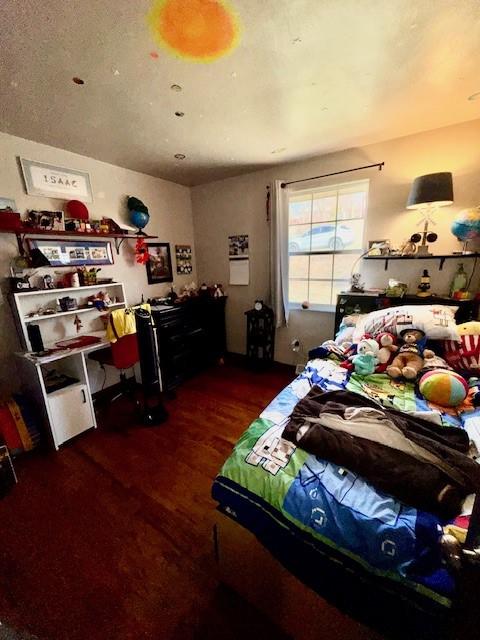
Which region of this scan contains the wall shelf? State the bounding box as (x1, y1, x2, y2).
(0, 225, 158, 255)
(23, 302, 124, 323)
(364, 253, 480, 271)
(14, 282, 123, 297)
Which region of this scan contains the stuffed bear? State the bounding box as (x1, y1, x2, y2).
(386, 328, 434, 380)
(375, 332, 398, 372)
(351, 338, 379, 376)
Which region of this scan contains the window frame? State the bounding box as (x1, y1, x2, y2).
(287, 179, 369, 313)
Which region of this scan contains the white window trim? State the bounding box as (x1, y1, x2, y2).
(287, 179, 369, 312)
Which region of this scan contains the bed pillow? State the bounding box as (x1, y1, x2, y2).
(334, 314, 367, 345)
(353, 305, 459, 342)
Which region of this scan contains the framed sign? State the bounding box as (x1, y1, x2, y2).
(27, 239, 113, 267)
(20, 158, 93, 202)
(146, 243, 173, 284)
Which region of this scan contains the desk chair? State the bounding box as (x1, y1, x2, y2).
(89, 333, 140, 406)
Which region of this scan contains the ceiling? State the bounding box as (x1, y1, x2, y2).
(1, 0, 479, 186)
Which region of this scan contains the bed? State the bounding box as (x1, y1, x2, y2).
(212, 304, 480, 640)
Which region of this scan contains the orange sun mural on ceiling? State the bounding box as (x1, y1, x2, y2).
(147, 0, 240, 62)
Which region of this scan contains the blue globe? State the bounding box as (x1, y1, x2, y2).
(451, 207, 480, 241)
(130, 209, 150, 231)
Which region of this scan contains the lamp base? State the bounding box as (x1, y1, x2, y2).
(416, 244, 432, 257)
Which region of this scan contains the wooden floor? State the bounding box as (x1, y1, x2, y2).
(0, 362, 293, 640)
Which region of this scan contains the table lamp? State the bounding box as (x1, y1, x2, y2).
(406, 172, 453, 256)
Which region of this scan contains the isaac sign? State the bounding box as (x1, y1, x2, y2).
(20, 158, 93, 202)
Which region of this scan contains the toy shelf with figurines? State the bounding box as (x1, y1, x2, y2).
(12, 282, 126, 351)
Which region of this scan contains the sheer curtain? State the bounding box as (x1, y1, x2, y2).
(269, 179, 290, 328)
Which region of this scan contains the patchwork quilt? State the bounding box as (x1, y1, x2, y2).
(212, 358, 480, 606)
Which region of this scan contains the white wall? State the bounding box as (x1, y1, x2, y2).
(191, 119, 480, 365)
(0, 131, 196, 397)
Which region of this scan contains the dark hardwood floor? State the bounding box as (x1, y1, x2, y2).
(0, 363, 293, 640)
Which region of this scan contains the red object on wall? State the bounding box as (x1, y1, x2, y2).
(66, 200, 89, 220)
(135, 237, 150, 264)
(0, 211, 21, 231)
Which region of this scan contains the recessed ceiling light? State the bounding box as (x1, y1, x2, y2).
(174, 153, 186, 160)
(72, 77, 85, 85)
(170, 84, 182, 92)
(468, 91, 480, 101)
(175, 111, 185, 117)
(271, 147, 286, 154)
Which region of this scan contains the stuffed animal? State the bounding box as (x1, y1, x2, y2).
(351, 338, 379, 376)
(375, 332, 398, 372)
(387, 328, 434, 380)
(456, 321, 480, 336)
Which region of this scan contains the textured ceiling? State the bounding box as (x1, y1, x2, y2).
(1, 0, 479, 186)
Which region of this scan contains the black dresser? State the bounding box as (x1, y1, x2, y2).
(335, 293, 478, 335)
(151, 297, 227, 391)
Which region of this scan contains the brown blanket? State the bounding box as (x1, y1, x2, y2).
(282, 388, 480, 520)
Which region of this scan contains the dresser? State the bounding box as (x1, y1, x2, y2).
(151, 297, 227, 391)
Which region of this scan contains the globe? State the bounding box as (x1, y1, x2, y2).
(451, 206, 480, 243)
(130, 209, 150, 233)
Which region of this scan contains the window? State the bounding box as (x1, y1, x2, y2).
(288, 179, 369, 309)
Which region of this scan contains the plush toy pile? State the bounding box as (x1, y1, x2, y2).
(310, 318, 480, 409)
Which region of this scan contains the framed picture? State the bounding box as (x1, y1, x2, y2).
(27, 239, 113, 267)
(175, 244, 193, 275)
(146, 243, 173, 284)
(27, 210, 65, 231)
(20, 158, 93, 202)
(368, 239, 390, 256)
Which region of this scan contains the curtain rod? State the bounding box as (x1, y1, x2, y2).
(280, 161, 384, 188)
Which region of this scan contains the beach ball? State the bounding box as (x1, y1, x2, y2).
(451, 206, 480, 242)
(419, 370, 468, 407)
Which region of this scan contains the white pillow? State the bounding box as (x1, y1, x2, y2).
(352, 305, 459, 342)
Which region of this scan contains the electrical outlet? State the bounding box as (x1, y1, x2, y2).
(295, 363, 305, 375)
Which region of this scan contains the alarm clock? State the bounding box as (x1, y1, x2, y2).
(254, 300, 264, 311)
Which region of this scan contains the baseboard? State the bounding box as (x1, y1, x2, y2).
(225, 352, 296, 375)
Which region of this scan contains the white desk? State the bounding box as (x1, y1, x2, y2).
(16, 331, 111, 449)
(11, 283, 127, 450)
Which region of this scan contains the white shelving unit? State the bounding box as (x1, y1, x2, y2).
(13, 282, 126, 349)
(11, 281, 128, 449)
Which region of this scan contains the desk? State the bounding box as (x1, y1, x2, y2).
(16, 331, 110, 449)
(10, 282, 127, 450)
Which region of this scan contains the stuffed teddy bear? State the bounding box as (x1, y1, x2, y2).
(351, 338, 379, 376)
(375, 332, 398, 372)
(386, 328, 434, 380)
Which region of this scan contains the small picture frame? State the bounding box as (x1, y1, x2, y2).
(146, 243, 173, 284)
(27, 210, 65, 231)
(368, 239, 390, 256)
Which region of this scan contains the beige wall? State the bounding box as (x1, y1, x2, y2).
(0, 131, 196, 397)
(192, 119, 480, 365)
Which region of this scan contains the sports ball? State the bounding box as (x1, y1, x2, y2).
(419, 370, 468, 407)
(451, 206, 480, 242)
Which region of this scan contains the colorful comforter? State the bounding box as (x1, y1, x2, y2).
(212, 358, 480, 607)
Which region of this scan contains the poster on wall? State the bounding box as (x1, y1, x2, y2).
(228, 234, 249, 285)
(20, 158, 93, 202)
(27, 238, 113, 266)
(175, 244, 193, 274)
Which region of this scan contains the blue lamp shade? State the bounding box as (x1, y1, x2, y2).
(406, 172, 454, 209)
